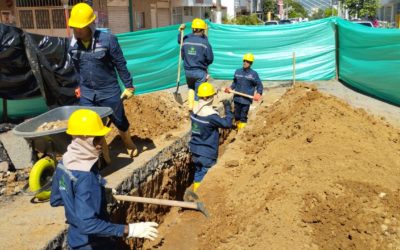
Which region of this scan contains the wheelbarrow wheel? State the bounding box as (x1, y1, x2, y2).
(29, 158, 55, 201)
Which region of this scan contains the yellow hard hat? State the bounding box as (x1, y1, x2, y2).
(68, 3, 96, 28)
(197, 82, 216, 98)
(191, 18, 206, 30)
(243, 53, 255, 62)
(66, 109, 111, 136)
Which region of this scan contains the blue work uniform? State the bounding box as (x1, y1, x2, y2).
(69, 30, 133, 131)
(178, 33, 214, 100)
(230, 67, 263, 123)
(189, 107, 233, 182)
(50, 162, 125, 250)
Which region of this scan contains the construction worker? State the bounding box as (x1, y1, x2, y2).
(68, 3, 138, 161)
(225, 53, 263, 129)
(50, 109, 158, 249)
(178, 18, 214, 111)
(189, 82, 233, 192)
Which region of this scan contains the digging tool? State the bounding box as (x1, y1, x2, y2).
(223, 88, 255, 99)
(173, 29, 184, 105)
(114, 195, 209, 217)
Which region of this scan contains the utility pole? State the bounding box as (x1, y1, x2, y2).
(216, 0, 222, 24)
(61, 0, 70, 37)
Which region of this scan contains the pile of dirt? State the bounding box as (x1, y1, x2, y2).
(151, 84, 400, 249)
(106, 92, 187, 141)
(36, 120, 68, 132)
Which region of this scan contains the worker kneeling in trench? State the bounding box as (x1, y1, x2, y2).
(189, 82, 234, 193)
(50, 109, 158, 249)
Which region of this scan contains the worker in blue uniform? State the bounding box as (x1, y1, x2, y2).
(225, 53, 263, 129)
(68, 3, 138, 161)
(178, 18, 214, 111)
(189, 82, 233, 192)
(50, 109, 158, 250)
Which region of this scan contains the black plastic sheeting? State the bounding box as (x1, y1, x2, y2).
(0, 25, 39, 99)
(0, 24, 78, 107)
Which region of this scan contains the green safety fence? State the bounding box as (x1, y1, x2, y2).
(337, 18, 400, 106)
(3, 17, 400, 121)
(117, 17, 337, 95)
(207, 17, 337, 81)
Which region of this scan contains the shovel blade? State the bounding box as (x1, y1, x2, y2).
(173, 92, 183, 105)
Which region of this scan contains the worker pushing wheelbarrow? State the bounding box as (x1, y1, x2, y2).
(12, 106, 113, 201)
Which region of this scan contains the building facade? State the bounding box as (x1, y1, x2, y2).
(0, 0, 108, 37)
(378, 0, 400, 28)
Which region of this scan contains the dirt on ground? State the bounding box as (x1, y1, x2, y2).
(106, 92, 187, 141)
(0, 92, 188, 202)
(146, 84, 400, 249)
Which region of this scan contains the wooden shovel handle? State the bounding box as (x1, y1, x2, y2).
(224, 88, 254, 99)
(114, 195, 199, 210)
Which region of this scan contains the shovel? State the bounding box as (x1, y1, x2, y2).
(173, 29, 184, 104)
(222, 88, 255, 99)
(114, 195, 209, 217)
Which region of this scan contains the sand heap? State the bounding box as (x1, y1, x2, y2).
(191, 84, 400, 249)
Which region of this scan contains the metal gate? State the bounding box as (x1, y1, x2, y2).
(15, 0, 98, 37)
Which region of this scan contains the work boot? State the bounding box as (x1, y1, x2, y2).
(237, 122, 247, 130)
(188, 89, 195, 112)
(193, 182, 201, 193)
(119, 129, 138, 158)
(101, 138, 111, 165)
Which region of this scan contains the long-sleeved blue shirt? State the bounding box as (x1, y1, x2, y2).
(230, 67, 263, 105)
(50, 162, 125, 249)
(69, 30, 133, 101)
(178, 33, 213, 71)
(189, 107, 233, 159)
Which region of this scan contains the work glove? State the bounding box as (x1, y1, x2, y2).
(253, 93, 262, 101)
(120, 87, 135, 100)
(206, 74, 210, 81)
(224, 87, 232, 94)
(128, 222, 159, 240)
(178, 24, 186, 31)
(74, 87, 81, 98)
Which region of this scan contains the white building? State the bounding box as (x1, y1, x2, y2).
(378, 0, 400, 27)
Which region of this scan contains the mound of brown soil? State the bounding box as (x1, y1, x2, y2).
(152, 84, 400, 249)
(106, 92, 187, 140)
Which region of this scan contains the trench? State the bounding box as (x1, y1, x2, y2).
(43, 106, 231, 250)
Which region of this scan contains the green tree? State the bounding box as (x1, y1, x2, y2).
(324, 8, 338, 16)
(310, 9, 325, 20)
(343, 0, 379, 18)
(286, 0, 308, 18)
(234, 14, 264, 25)
(262, 0, 278, 20)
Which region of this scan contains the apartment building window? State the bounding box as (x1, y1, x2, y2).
(183, 7, 193, 16)
(136, 12, 145, 29)
(172, 7, 183, 24)
(19, 10, 34, 29)
(35, 9, 51, 29)
(52, 9, 66, 29)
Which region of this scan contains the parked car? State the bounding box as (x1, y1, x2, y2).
(351, 20, 374, 27)
(279, 19, 292, 25)
(265, 21, 279, 25)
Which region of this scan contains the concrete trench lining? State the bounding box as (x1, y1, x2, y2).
(41, 105, 229, 250)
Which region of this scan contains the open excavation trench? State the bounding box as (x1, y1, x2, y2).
(2, 83, 399, 250)
(41, 92, 232, 250)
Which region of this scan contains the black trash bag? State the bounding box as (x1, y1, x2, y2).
(24, 33, 78, 108)
(0, 24, 40, 99)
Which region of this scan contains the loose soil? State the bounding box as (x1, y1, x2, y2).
(36, 120, 68, 132)
(0, 92, 188, 202)
(106, 92, 186, 140)
(146, 84, 400, 249)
